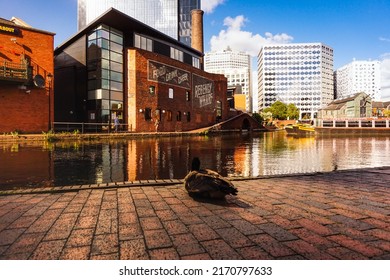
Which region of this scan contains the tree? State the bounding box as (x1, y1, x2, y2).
(286, 103, 300, 120)
(264, 101, 287, 120)
(383, 109, 390, 117)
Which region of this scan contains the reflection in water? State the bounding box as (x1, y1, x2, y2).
(0, 131, 389, 189)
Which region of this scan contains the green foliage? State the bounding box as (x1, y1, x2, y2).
(42, 130, 57, 142)
(263, 101, 300, 120)
(383, 109, 390, 117)
(286, 103, 300, 120)
(252, 112, 263, 124)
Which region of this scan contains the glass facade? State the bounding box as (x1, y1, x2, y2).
(78, 0, 200, 46)
(87, 25, 124, 123)
(258, 43, 334, 119)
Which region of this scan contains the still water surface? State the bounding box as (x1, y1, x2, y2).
(1, 131, 389, 190)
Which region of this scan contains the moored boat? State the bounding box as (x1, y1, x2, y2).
(285, 123, 315, 136)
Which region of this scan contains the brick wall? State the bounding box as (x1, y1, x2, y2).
(127, 49, 228, 132)
(0, 24, 54, 133)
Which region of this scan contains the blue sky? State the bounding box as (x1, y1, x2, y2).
(1, 0, 390, 99)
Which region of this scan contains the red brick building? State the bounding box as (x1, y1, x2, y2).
(54, 8, 228, 132)
(0, 17, 55, 133)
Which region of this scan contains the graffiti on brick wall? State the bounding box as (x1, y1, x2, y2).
(148, 60, 190, 89)
(193, 74, 214, 109)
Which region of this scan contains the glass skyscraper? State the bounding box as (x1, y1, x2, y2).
(78, 0, 200, 46)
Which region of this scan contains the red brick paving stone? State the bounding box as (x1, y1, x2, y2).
(228, 219, 264, 235)
(178, 213, 203, 225)
(95, 209, 118, 235)
(258, 223, 298, 241)
(43, 213, 79, 241)
(364, 229, 390, 241)
(5, 232, 45, 257)
(119, 223, 143, 241)
(267, 215, 302, 230)
(75, 215, 99, 229)
(181, 253, 212, 260)
(0, 228, 25, 246)
(190, 206, 214, 216)
(326, 223, 377, 242)
(149, 248, 180, 260)
(91, 233, 118, 256)
(212, 209, 241, 221)
(171, 233, 205, 257)
(151, 201, 170, 211)
(118, 211, 138, 225)
(367, 240, 390, 252)
(362, 218, 390, 230)
(140, 217, 163, 231)
(136, 207, 156, 218)
(163, 220, 188, 235)
(237, 210, 268, 224)
(284, 239, 336, 260)
(330, 215, 374, 231)
(79, 205, 100, 217)
(24, 209, 63, 234)
(91, 253, 119, 260)
(296, 218, 335, 236)
(0, 245, 9, 256)
(29, 240, 66, 260)
(188, 223, 219, 242)
(236, 246, 273, 260)
(201, 215, 231, 229)
(155, 209, 178, 221)
(144, 229, 172, 249)
(326, 246, 369, 260)
(289, 228, 338, 251)
(0, 252, 31, 260)
(60, 246, 90, 260)
(328, 235, 384, 258)
(201, 239, 242, 260)
(330, 207, 368, 219)
(66, 228, 94, 247)
(8, 215, 38, 229)
(120, 239, 149, 260)
(249, 234, 295, 258)
(215, 227, 253, 248)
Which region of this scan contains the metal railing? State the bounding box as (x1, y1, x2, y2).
(52, 122, 130, 134)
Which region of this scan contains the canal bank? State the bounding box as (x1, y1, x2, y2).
(0, 166, 389, 260)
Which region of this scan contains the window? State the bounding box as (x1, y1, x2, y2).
(186, 91, 191, 101)
(149, 86, 155, 96)
(169, 88, 174, 99)
(186, 112, 191, 122)
(167, 110, 172, 121)
(176, 111, 182, 121)
(170, 47, 183, 62)
(144, 108, 152, 120)
(134, 34, 153, 51)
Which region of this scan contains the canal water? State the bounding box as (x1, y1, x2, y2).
(0, 131, 389, 190)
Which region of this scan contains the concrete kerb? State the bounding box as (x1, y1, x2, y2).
(1, 166, 388, 196)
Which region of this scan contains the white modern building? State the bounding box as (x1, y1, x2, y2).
(77, 0, 200, 46)
(257, 43, 334, 119)
(204, 48, 252, 112)
(334, 60, 381, 100)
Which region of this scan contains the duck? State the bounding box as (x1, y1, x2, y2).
(184, 157, 238, 199)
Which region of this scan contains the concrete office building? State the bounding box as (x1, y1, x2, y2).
(78, 0, 200, 46)
(257, 43, 334, 119)
(204, 48, 252, 112)
(334, 60, 381, 100)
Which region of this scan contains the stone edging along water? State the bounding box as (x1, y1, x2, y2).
(1, 166, 388, 196)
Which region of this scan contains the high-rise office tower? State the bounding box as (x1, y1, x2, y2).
(205, 48, 252, 112)
(257, 43, 334, 119)
(78, 0, 200, 46)
(334, 60, 381, 100)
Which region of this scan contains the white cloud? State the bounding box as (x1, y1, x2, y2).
(380, 55, 390, 101)
(379, 37, 390, 43)
(201, 0, 225, 14)
(209, 15, 293, 57)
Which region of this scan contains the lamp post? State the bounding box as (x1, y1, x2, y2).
(47, 73, 53, 131)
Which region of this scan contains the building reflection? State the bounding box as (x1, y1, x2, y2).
(0, 133, 389, 189)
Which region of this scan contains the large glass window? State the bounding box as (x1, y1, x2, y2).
(87, 25, 124, 123)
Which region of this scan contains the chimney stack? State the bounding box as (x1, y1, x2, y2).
(191, 9, 204, 54)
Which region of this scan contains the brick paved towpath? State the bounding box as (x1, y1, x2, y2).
(0, 167, 389, 260)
